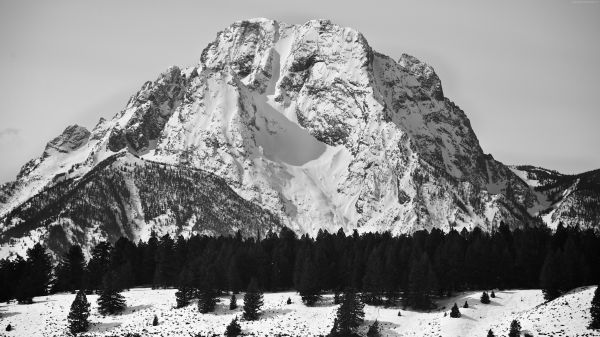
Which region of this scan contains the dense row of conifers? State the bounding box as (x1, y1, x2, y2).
(1, 224, 599, 306)
(0, 224, 599, 335)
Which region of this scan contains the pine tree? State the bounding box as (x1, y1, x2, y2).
(487, 329, 495, 337)
(28, 243, 53, 296)
(450, 303, 461, 318)
(175, 286, 192, 308)
(175, 267, 194, 308)
(243, 278, 264, 321)
(97, 271, 126, 315)
(297, 253, 321, 306)
(540, 251, 562, 301)
(463, 300, 469, 308)
(54, 245, 86, 293)
(116, 261, 135, 291)
(5, 324, 11, 332)
(406, 253, 438, 310)
(333, 291, 342, 304)
(197, 264, 218, 314)
(227, 254, 243, 294)
(225, 317, 242, 337)
(286, 297, 292, 305)
(152, 315, 158, 326)
(229, 293, 238, 310)
(491, 290, 496, 298)
(86, 242, 112, 292)
(589, 285, 600, 329)
(154, 235, 176, 288)
(367, 320, 380, 337)
(362, 248, 385, 305)
(508, 319, 521, 337)
(16, 243, 52, 303)
(14, 271, 36, 304)
(328, 318, 339, 337)
(142, 233, 158, 286)
(331, 288, 364, 336)
(481, 291, 490, 304)
(197, 281, 217, 314)
(68, 289, 90, 334)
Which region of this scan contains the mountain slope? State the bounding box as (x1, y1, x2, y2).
(0, 152, 280, 258)
(0, 18, 596, 256)
(510, 165, 600, 229)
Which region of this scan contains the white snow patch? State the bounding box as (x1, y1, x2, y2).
(2, 287, 597, 337)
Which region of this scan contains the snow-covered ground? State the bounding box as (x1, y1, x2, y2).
(0, 287, 597, 336)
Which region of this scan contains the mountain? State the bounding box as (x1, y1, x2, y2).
(509, 165, 600, 229)
(0, 18, 596, 257)
(0, 151, 280, 258)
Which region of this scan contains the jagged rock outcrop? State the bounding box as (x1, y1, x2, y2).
(1, 18, 596, 257)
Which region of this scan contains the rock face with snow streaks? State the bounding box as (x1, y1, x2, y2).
(1, 18, 596, 257)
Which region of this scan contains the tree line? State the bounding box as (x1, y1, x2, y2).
(0, 223, 598, 309)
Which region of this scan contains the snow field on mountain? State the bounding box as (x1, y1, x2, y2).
(1, 287, 597, 336)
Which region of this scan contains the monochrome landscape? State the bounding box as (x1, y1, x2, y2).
(0, 13, 599, 337)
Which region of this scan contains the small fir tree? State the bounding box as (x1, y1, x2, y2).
(243, 278, 264, 321)
(174, 268, 194, 308)
(333, 291, 342, 304)
(26, 243, 53, 296)
(297, 254, 321, 306)
(589, 285, 600, 329)
(367, 320, 380, 337)
(15, 244, 52, 304)
(152, 315, 159, 326)
(463, 301, 469, 308)
(197, 285, 217, 314)
(450, 303, 461, 318)
(328, 318, 339, 337)
(508, 319, 521, 337)
(491, 290, 496, 298)
(54, 245, 86, 293)
(487, 329, 495, 337)
(197, 265, 218, 313)
(540, 251, 562, 301)
(286, 297, 292, 305)
(97, 271, 126, 315)
(481, 291, 490, 304)
(230, 293, 238, 310)
(225, 317, 242, 337)
(175, 286, 192, 308)
(5, 324, 11, 331)
(331, 288, 365, 336)
(406, 254, 438, 310)
(68, 290, 90, 334)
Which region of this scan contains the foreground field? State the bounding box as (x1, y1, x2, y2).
(0, 287, 598, 336)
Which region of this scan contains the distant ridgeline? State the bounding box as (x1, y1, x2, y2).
(0, 224, 597, 308)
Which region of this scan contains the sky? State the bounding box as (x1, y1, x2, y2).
(0, 0, 599, 183)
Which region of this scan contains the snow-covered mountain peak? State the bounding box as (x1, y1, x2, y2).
(1, 18, 598, 257)
(134, 19, 540, 233)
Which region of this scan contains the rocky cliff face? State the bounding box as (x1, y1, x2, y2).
(0, 18, 594, 257)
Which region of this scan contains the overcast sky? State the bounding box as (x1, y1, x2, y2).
(0, 0, 599, 183)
